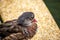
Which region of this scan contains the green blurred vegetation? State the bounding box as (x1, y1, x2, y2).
(43, 0, 60, 28)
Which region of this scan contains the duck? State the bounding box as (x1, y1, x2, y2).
(0, 12, 37, 40)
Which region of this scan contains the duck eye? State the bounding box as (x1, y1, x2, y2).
(31, 16, 34, 19)
(29, 17, 33, 20)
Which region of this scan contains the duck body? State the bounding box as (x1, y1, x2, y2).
(0, 12, 37, 40)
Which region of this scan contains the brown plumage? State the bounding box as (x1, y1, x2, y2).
(0, 12, 37, 40)
(2, 21, 37, 40)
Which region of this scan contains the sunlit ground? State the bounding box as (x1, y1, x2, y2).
(43, 0, 60, 28)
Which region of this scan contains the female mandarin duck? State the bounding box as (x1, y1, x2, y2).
(0, 12, 37, 40)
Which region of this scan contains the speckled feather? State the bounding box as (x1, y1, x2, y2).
(0, 19, 37, 40)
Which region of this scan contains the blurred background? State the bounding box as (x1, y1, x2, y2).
(43, 0, 60, 28)
(0, 0, 60, 28)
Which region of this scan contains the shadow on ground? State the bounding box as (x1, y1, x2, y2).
(43, 0, 60, 28)
(0, 15, 3, 23)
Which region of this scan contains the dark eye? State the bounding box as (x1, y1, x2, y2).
(31, 15, 34, 19)
(29, 17, 33, 20)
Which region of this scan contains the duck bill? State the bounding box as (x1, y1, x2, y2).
(32, 19, 37, 22)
